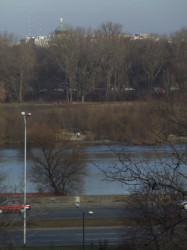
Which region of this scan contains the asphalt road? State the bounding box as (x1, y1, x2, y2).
(0, 207, 136, 247)
(0, 227, 126, 246)
(0, 207, 129, 220)
(29, 207, 127, 219)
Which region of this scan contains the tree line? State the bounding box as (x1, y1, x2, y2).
(0, 23, 186, 103)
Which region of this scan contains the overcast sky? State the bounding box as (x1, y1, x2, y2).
(0, 0, 186, 38)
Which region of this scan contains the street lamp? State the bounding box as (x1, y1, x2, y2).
(75, 203, 94, 250)
(21, 112, 31, 246)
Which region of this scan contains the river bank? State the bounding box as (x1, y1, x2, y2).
(69, 133, 187, 145)
(0, 100, 186, 145)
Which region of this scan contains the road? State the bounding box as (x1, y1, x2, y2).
(0, 207, 137, 246)
(1, 206, 186, 246)
(29, 207, 128, 219)
(0, 227, 127, 246)
(0, 207, 129, 220)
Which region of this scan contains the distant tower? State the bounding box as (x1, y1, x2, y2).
(55, 17, 67, 34)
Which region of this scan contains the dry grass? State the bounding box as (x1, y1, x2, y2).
(0, 98, 186, 145)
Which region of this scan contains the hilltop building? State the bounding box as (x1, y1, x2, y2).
(20, 17, 68, 47)
(20, 18, 160, 46)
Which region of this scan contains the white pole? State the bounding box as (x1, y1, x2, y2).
(23, 114, 27, 246)
(21, 112, 31, 246)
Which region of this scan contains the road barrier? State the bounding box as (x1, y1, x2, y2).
(0, 193, 129, 208)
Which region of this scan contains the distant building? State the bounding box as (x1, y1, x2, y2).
(48, 17, 68, 43)
(34, 36, 49, 46)
(20, 18, 162, 47)
(20, 17, 68, 47)
(131, 33, 159, 41)
(20, 35, 49, 47)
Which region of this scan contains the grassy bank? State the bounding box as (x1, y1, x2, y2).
(1, 100, 184, 145)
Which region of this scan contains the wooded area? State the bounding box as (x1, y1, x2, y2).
(0, 23, 186, 103)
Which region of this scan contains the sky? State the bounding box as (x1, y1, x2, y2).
(0, 0, 187, 38)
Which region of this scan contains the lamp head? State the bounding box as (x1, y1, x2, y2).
(75, 203, 80, 208)
(21, 112, 31, 116)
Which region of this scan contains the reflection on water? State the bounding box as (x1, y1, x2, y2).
(0, 144, 186, 195)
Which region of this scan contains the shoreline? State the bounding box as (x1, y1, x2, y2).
(0, 135, 186, 149)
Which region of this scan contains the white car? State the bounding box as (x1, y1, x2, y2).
(177, 200, 187, 210)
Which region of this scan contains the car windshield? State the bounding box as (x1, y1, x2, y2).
(0, 200, 22, 206)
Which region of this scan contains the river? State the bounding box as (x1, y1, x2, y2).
(0, 144, 186, 195)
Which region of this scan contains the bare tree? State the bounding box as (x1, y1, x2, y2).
(28, 131, 87, 195)
(96, 22, 123, 36)
(95, 23, 124, 100)
(102, 142, 186, 193)
(100, 142, 186, 249)
(51, 30, 81, 102)
(141, 39, 166, 90)
(2, 44, 36, 102)
(171, 28, 187, 85)
(99, 96, 187, 249)
(126, 188, 187, 250)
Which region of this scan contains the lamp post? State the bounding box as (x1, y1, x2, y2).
(21, 112, 31, 246)
(75, 203, 93, 250)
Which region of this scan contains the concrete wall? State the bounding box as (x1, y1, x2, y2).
(28, 195, 129, 209)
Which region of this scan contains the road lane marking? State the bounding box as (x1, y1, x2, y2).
(87, 238, 120, 240)
(76, 233, 119, 236)
(29, 234, 56, 237)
